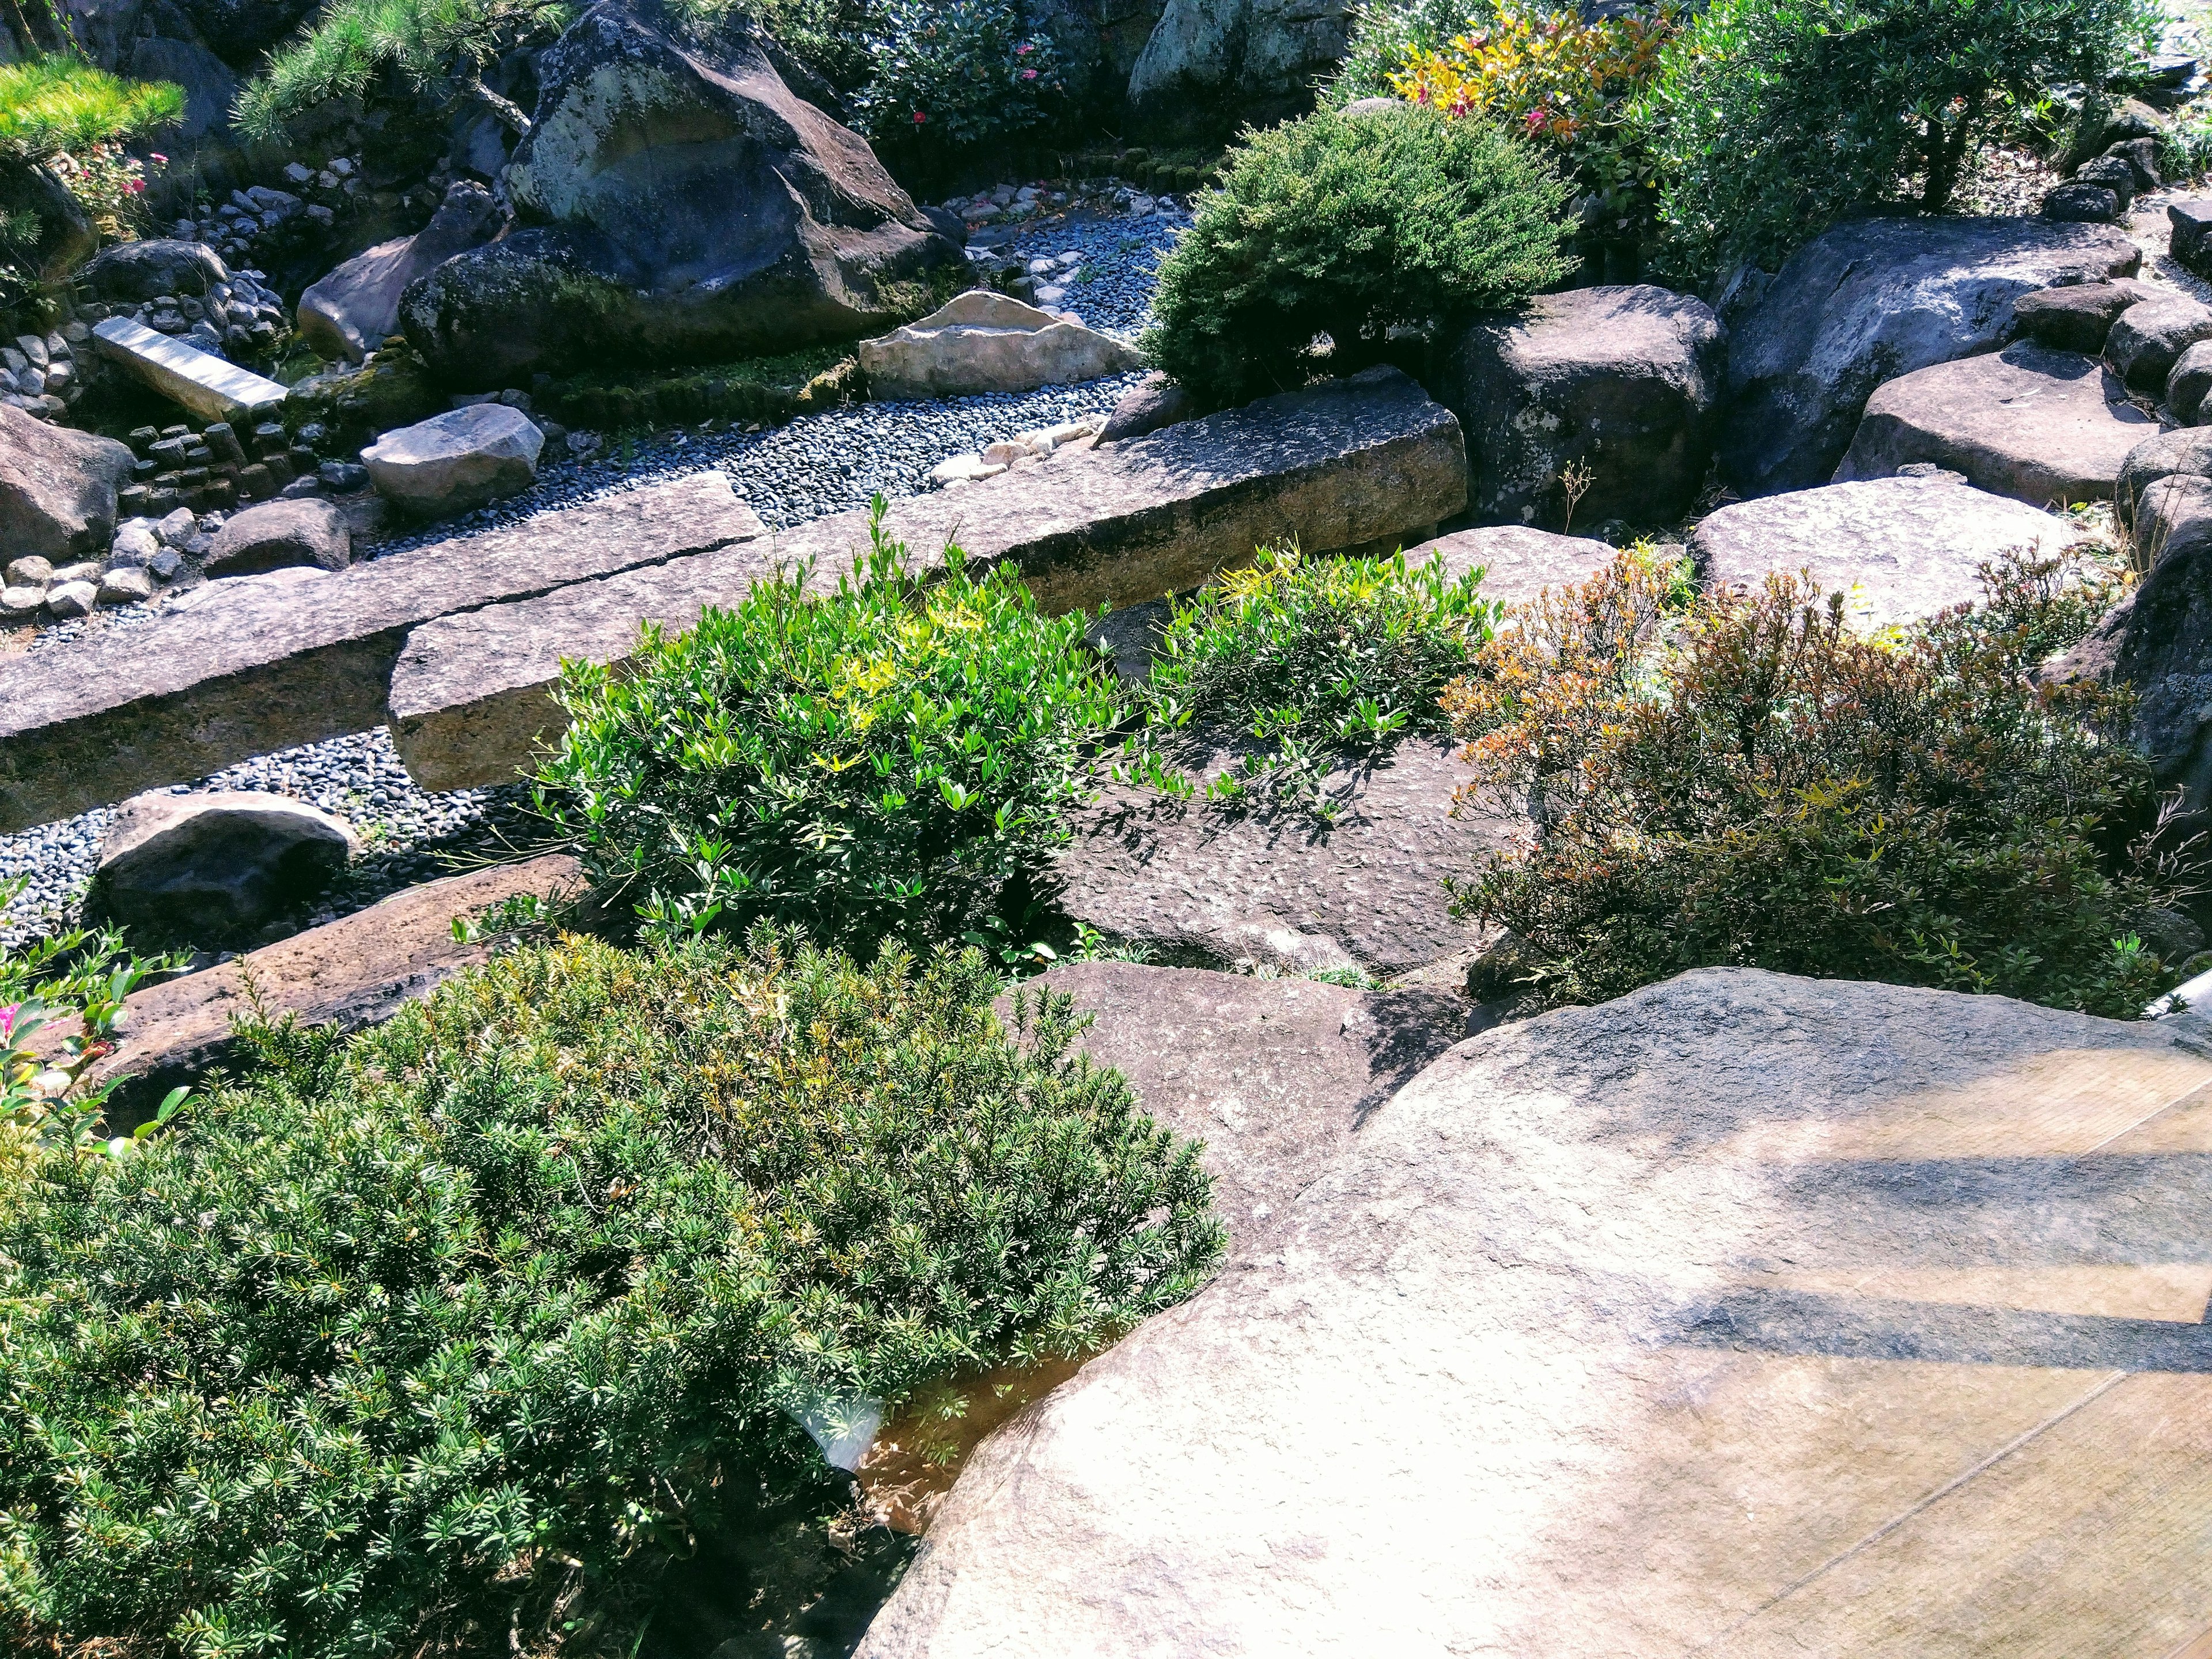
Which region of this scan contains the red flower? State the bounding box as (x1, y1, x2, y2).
(149, 151, 167, 164)
(914, 109, 927, 123)
(1524, 106, 1549, 132)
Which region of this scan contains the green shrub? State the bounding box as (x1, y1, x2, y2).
(0, 56, 182, 164)
(1328, 0, 1481, 103)
(0, 928, 1222, 1658)
(1121, 542, 1498, 818)
(1444, 547, 2194, 1016)
(1633, 0, 2160, 285)
(538, 504, 1123, 950)
(1143, 103, 1575, 406)
(746, 0, 888, 90)
(847, 0, 1061, 151)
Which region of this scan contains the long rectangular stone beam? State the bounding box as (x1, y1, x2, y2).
(0, 472, 764, 832)
(389, 366, 1468, 790)
(93, 316, 290, 423)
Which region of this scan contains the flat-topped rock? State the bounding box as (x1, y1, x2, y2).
(1721, 217, 2141, 497)
(0, 473, 765, 832)
(859, 969, 2212, 1657)
(362, 403, 544, 517)
(0, 403, 133, 561)
(203, 497, 351, 577)
(388, 368, 1467, 790)
(1404, 524, 1618, 608)
(1834, 341, 2155, 505)
(89, 789, 358, 945)
(1054, 736, 1518, 979)
(1692, 472, 2077, 631)
(860, 289, 1142, 400)
(91, 315, 288, 423)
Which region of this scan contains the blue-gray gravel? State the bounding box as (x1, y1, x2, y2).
(0, 202, 1186, 946)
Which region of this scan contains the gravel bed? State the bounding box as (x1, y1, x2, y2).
(1, 202, 1188, 947)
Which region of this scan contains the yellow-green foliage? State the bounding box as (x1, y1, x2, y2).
(0, 56, 181, 165)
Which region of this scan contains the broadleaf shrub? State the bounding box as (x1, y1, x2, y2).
(1143, 103, 1575, 405)
(1632, 0, 2160, 285)
(0, 928, 1222, 1658)
(538, 504, 1123, 949)
(1444, 548, 2194, 1016)
(847, 0, 1061, 151)
(1121, 543, 1498, 816)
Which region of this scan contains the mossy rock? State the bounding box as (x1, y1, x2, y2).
(286, 350, 447, 447)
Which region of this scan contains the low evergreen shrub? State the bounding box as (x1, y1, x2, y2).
(1121, 542, 1498, 819)
(1631, 0, 2160, 285)
(1143, 103, 1575, 406)
(537, 505, 1123, 950)
(1445, 547, 2197, 1016)
(0, 928, 1221, 1658)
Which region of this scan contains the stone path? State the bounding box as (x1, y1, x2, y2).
(859, 967, 2212, 1657)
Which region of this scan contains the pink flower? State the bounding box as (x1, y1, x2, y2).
(913, 109, 927, 123)
(149, 151, 166, 164)
(125, 179, 145, 194)
(1016, 41, 1032, 54)
(1021, 67, 1037, 79)
(1524, 106, 1549, 132)
(0, 1003, 17, 1042)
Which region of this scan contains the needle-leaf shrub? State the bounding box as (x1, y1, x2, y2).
(1445, 547, 2196, 1015)
(1144, 103, 1575, 405)
(537, 504, 1123, 949)
(0, 927, 1222, 1658)
(1121, 543, 1498, 817)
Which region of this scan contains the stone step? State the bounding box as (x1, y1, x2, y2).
(0, 472, 765, 832)
(39, 853, 583, 1116)
(92, 316, 290, 423)
(388, 366, 1468, 791)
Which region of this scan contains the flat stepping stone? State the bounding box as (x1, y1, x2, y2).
(1835, 341, 2156, 506)
(387, 368, 1467, 790)
(91, 315, 287, 423)
(0, 472, 765, 832)
(857, 968, 2212, 1657)
(1691, 472, 2077, 632)
(1053, 736, 1519, 980)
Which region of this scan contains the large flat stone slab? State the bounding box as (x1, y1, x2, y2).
(388, 368, 1467, 790)
(1692, 472, 2078, 631)
(1054, 736, 1518, 979)
(859, 969, 2212, 1657)
(41, 853, 582, 1115)
(1406, 523, 1618, 608)
(92, 315, 289, 423)
(1835, 341, 2157, 506)
(0, 473, 764, 832)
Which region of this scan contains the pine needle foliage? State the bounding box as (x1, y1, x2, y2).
(0, 56, 181, 164)
(0, 927, 1222, 1659)
(1445, 547, 2196, 1016)
(537, 503, 1124, 951)
(234, 0, 570, 139)
(1143, 103, 1574, 405)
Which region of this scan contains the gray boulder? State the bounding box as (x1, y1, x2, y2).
(1692, 471, 2077, 631)
(2008, 279, 2157, 354)
(1834, 341, 2154, 505)
(298, 181, 501, 365)
(77, 238, 229, 303)
(1442, 283, 1725, 531)
(858, 969, 2212, 1657)
(0, 403, 134, 561)
(2071, 152, 2138, 213)
(2116, 426, 2212, 539)
(361, 403, 543, 517)
(1126, 0, 1350, 142)
(1055, 736, 1521, 979)
(1720, 217, 2141, 498)
(859, 290, 1141, 400)
(2170, 341, 2212, 425)
(89, 789, 359, 944)
(2170, 198, 2212, 282)
(1097, 369, 1197, 442)
(203, 498, 353, 577)
(1403, 524, 1616, 609)
(2106, 295, 2212, 392)
(402, 0, 961, 387)
(2041, 180, 2123, 222)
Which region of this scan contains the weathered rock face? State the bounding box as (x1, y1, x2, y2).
(1834, 342, 2154, 505)
(0, 472, 766, 833)
(2106, 294, 2212, 391)
(2170, 341, 2212, 425)
(1692, 471, 2077, 631)
(297, 181, 502, 364)
(858, 969, 2212, 1658)
(1403, 523, 1618, 608)
(77, 237, 229, 302)
(2007, 279, 2155, 354)
(401, 1, 960, 386)
(860, 290, 1141, 400)
(1721, 217, 2141, 498)
(1096, 369, 1196, 443)
(1025, 0, 1171, 121)
(361, 403, 543, 516)
(2171, 198, 2212, 281)
(386, 369, 1467, 789)
(0, 403, 134, 560)
(89, 789, 358, 944)
(1442, 283, 1726, 529)
(203, 497, 353, 577)
(1126, 0, 1351, 142)
(2117, 426, 2212, 539)
(1055, 737, 1519, 978)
